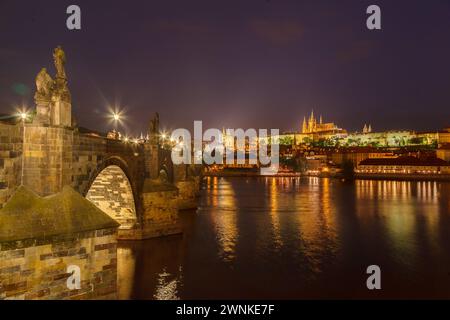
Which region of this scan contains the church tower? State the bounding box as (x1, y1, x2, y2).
(302, 116, 307, 133)
(308, 110, 316, 133)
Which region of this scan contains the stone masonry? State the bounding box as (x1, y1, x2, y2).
(86, 165, 137, 230)
(0, 186, 120, 300)
(0, 123, 22, 207)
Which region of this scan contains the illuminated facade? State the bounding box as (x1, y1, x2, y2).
(342, 131, 438, 148)
(437, 127, 450, 161)
(357, 156, 450, 174)
(301, 110, 345, 134)
(438, 127, 450, 145)
(362, 124, 372, 133)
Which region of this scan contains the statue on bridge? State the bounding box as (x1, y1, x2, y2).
(52, 46, 71, 103)
(34, 68, 54, 123)
(33, 46, 72, 127)
(35, 68, 54, 95)
(53, 46, 67, 80)
(149, 112, 160, 145)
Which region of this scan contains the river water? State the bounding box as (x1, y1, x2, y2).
(117, 177, 450, 299)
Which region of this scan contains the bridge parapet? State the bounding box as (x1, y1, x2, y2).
(0, 123, 22, 207)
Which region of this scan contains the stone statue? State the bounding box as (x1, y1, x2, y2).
(52, 46, 71, 126)
(33, 46, 72, 127)
(35, 68, 54, 98)
(149, 112, 160, 144)
(34, 68, 54, 124)
(149, 112, 159, 134)
(53, 46, 66, 79)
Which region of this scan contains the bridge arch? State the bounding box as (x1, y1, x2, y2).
(84, 156, 139, 229)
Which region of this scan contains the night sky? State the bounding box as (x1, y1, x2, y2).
(1, 0, 450, 135)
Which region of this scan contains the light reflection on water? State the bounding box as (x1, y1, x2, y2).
(208, 178, 238, 262)
(117, 177, 450, 299)
(153, 268, 181, 300)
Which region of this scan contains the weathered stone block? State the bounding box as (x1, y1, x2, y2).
(0, 186, 120, 300)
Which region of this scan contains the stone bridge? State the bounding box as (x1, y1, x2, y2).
(0, 47, 201, 240)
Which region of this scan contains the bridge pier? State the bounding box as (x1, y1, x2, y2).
(139, 180, 181, 239)
(114, 190, 182, 240)
(174, 164, 202, 210)
(22, 124, 73, 196)
(175, 178, 201, 210)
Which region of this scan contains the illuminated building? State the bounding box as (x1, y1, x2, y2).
(437, 127, 450, 161)
(357, 156, 450, 174)
(301, 110, 347, 136)
(331, 148, 398, 167)
(438, 127, 450, 145)
(340, 130, 438, 148)
(362, 124, 372, 133)
(437, 147, 450, 161)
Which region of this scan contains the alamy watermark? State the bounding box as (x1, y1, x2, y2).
(67, 265, 81, 290)
(65, 4, 381, 31)
(366, 265, 381, 290)
(66, 5, 81, 30)
(170, 121, 280, 175)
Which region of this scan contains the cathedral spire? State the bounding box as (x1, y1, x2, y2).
(302, 116, 307, 133)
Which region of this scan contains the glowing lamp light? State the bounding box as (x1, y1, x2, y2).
(107, 107, 125, 127)
(15, 108, 29, 122)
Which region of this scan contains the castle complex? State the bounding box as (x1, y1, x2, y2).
(270, 110, 442, 149)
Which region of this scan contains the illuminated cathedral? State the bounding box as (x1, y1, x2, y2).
(301, 110, 345, 134)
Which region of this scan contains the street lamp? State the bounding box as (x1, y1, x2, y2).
(20, 112, 27, 121)
(109, 109, 124, 132)
(16, 108, 28, 123)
